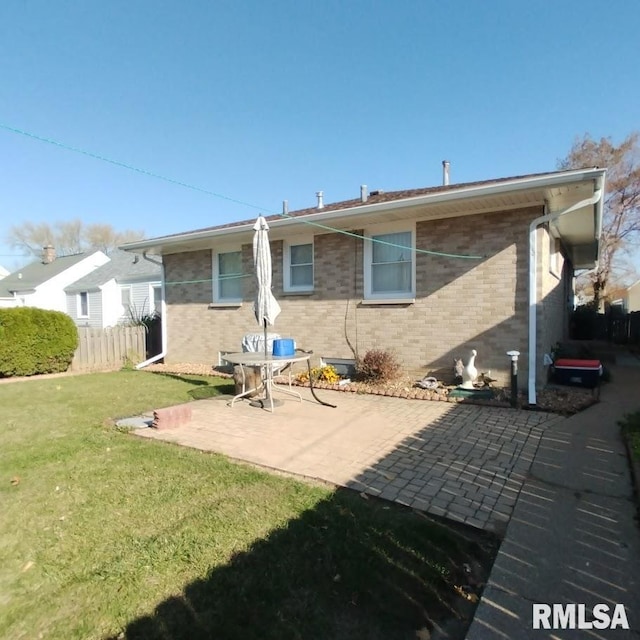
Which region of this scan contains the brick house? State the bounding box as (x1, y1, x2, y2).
(122, 167, 605, 404)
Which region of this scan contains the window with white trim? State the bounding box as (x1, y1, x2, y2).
(120, 286, 132, 315)
(364, 226, 415, 300)
(150, 284, 162, 315)
(78, 291, 89, 318)
(284, 239, 314, 292)
(213, 249, 243, 302)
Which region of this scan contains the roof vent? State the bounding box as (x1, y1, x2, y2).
(370, 190, 384, 196)
(282, 200, 289, 215)
(316, 191, 324, 209)
(442, 160, 450, 186)
(360, 185, 368, 203)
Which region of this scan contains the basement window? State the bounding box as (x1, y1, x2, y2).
(320, 357, 356, 377)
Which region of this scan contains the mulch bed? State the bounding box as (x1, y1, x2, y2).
(144, 363, 598, 416)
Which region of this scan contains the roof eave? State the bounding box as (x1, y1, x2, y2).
(120, 168, 607, 254)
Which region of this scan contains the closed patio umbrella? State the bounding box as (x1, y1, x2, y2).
(253, 216, 281, 403)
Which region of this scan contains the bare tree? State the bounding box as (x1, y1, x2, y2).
(84, 224, 145, 254)
(55, 219, 84, 255)
(559, 133, 640, 309)
(8, 221, 56, 256)
(7, 220, 145, 257)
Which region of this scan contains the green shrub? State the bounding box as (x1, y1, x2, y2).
(0, 307, 79, 377)
(356, 349, 401, 382)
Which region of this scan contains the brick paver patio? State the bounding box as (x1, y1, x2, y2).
(135, 389, 563, 532)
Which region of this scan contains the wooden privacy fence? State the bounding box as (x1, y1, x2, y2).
(571, 308, 640, 344)
(600, 310, 640, 344)
(71, 325, 146, 372)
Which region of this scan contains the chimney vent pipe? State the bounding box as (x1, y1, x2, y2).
(442, 160, 450, 186)
(282, 200, 289, 215)
(316, 191, 324, 209)
(360, 184, 368, 203)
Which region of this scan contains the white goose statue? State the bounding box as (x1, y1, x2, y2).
(460, 349, 478, 389)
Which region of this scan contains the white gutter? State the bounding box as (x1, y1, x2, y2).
(120, 168, 606, 254)
(527, 177, 604, 405)
(135, 253, 167, 369)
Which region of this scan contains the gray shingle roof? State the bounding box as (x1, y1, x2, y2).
(65, 250, 161, 293)
(0, 252, 94, 298)
(133, 169, 575, 243)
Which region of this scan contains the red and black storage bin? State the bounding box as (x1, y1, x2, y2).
(552, 359, 602, 389)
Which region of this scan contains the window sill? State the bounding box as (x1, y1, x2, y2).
(281, 290, 314, 297)
(359, 298, 415, 306)
(208, 302, 243, 309)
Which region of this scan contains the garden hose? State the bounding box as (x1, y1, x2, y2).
(296, 349, 337, 408)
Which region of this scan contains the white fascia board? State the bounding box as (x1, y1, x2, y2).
(121, 168, 606, 254)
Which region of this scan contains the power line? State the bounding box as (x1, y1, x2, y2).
(0, 123, 268, 213)
(1, 122, 484, 261)
(279, 213, 484, 260)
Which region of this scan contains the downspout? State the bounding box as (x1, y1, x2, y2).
(528, 182, 603, 404)
(135, 252, 167, 369)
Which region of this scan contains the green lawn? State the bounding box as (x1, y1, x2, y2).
(1, 371, 496, 640)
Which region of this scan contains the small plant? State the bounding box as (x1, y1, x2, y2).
(620, 411, 640, 461)
(120, 350, 138, 371)
(296, 365, 340, 384)
(126, 301, 159, 331)
(356, 349, 401, 383)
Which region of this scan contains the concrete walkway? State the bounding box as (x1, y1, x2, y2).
(135, 389, 560, 533)
(466, 363, 640, 639)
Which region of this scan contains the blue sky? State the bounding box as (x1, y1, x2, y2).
(1, 0, 639, 271)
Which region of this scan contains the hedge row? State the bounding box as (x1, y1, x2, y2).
(0, 307, 79, 377)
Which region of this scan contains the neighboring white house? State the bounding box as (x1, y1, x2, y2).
(64, 250, 162, 328)
(0, 246, 109, 310)
(625, 279, 640, 312)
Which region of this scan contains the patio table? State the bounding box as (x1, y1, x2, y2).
(224, 351, 311, 412)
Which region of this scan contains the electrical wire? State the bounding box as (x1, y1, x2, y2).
(0, 123, 268, 213)
(2, 122, 485, 261)
(278, 212, 483, 259)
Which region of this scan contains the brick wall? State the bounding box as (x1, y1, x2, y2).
(164, 206, 545, 387)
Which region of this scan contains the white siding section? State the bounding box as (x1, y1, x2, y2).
(86, 291, 103, 328)
(116, 280, 160, 323)
(0, 296, 18, 308)
(66, 293, 79, 323)
(627, 281, 640, 312)
(66, 290, 103, 328)
(66, 278, 162, 328)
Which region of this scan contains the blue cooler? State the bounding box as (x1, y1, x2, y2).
(272, 338, 295, 357)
